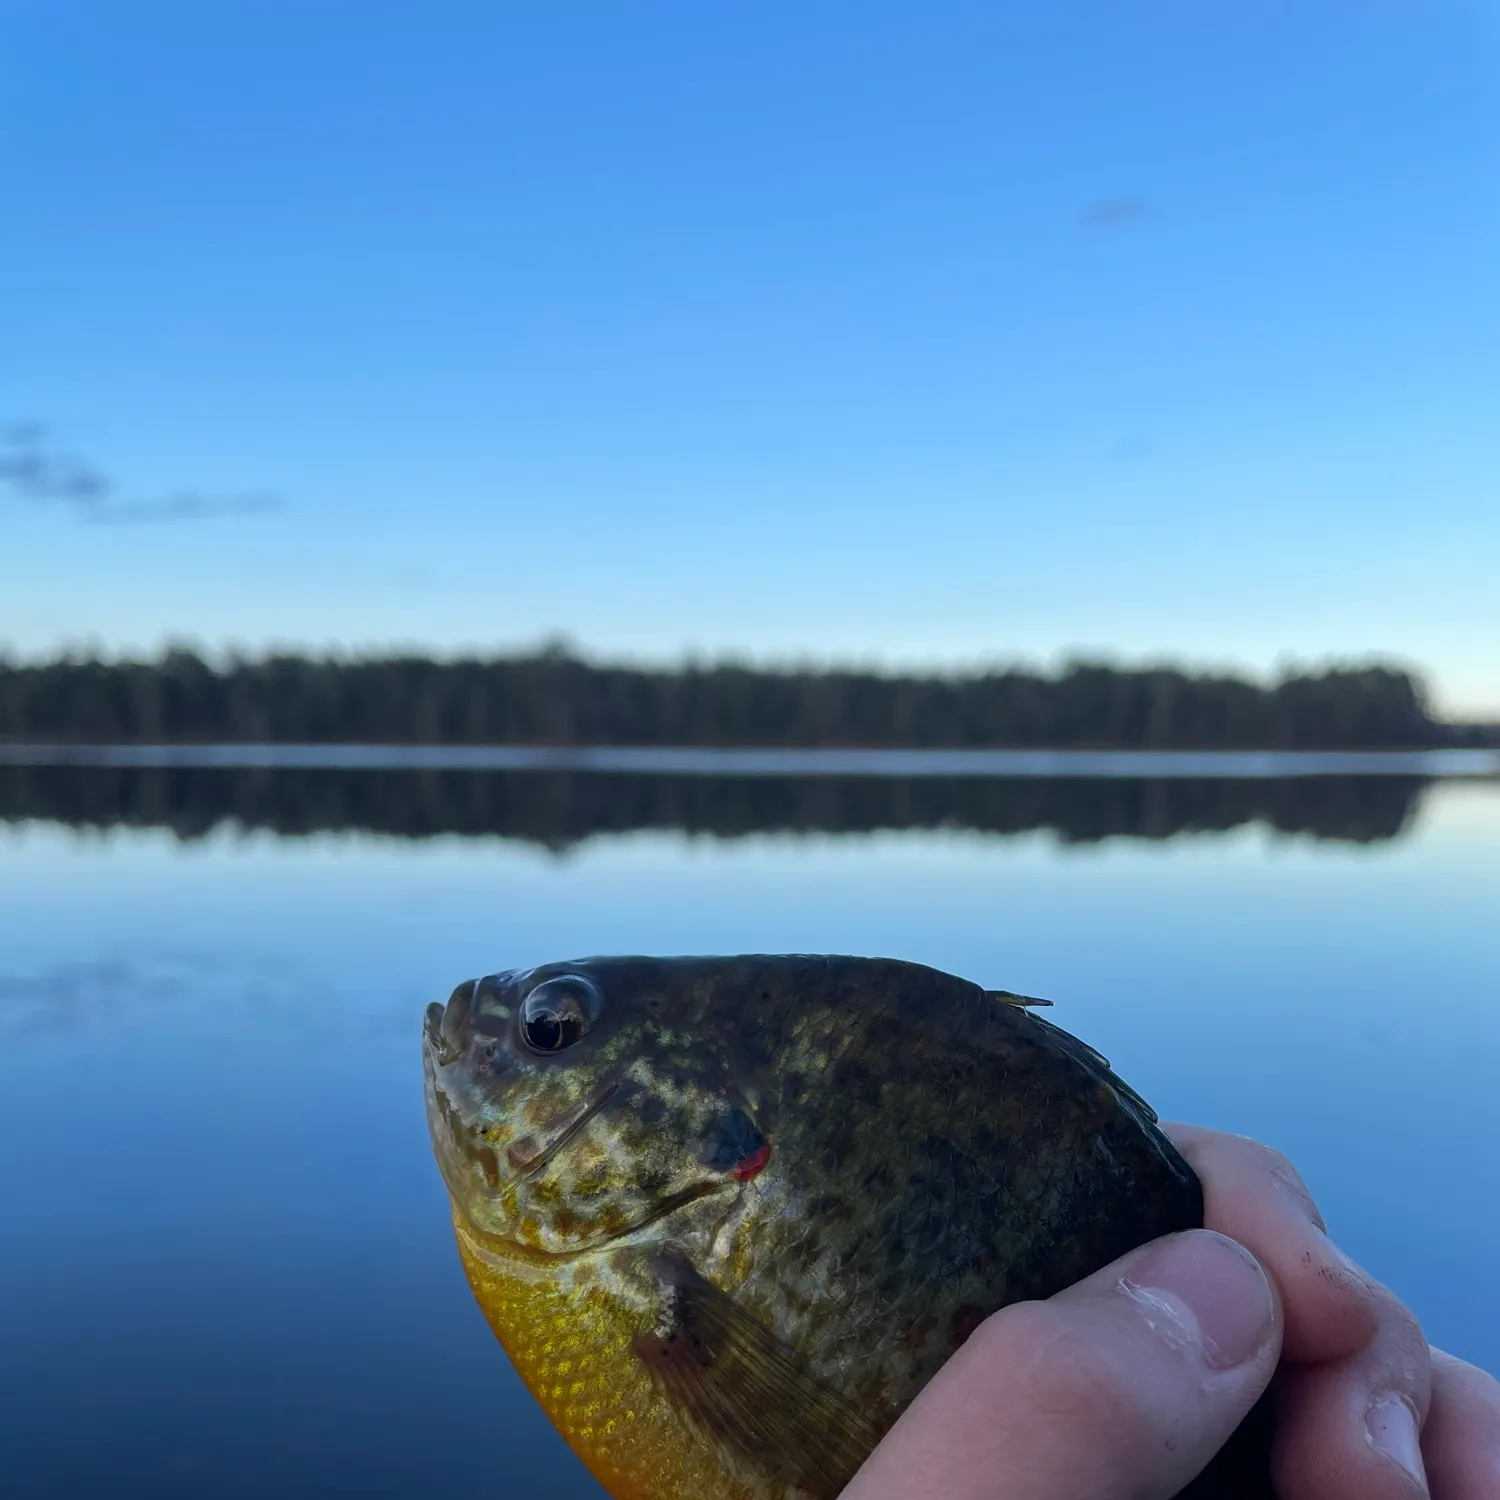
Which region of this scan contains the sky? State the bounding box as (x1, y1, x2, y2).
(2, 1, 1497, 715)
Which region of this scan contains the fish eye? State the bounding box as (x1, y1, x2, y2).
(519, 976, 599, 1054)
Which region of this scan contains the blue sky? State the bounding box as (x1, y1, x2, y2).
(2, 1, 1497, 713)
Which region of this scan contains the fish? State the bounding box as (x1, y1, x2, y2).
(422, 954, 1273, 1500)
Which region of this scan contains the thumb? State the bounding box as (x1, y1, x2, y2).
(845, 1230, 1283, 1500)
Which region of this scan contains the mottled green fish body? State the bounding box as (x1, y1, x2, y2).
(423, 954, 1273, 1499)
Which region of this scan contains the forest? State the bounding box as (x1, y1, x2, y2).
(0, 648, 1472, 749)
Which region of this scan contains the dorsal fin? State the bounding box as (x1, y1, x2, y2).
(987, 987, 1053, 1008)
(1026, 1012, 1160, 1125)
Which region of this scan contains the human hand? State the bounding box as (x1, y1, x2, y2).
(842, 1125, 1499, 1500)
(1168, 1124, 1499, 1500)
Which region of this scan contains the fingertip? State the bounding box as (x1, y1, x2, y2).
(1274, 1364, 1430, 1500)
(1364, 1394, 1428, 1493)
(1164, 1124, 1380, 1363)
(1283, 1226, 1384, 1363)
(1423, 1349, 1500, 1499)
(1118, 1230, 1281, 1372)
(1272, 1301, 1435, 1500)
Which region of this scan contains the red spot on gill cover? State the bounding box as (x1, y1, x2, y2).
(732, 1142, 772, 1181)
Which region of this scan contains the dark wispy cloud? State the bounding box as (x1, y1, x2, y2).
(0, 421, 282, 524)
(1083, 196, 1149, 230)
(88, 491, 281, 525)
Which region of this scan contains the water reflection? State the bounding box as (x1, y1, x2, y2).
(0, 780, 1496, 1499)
(0, 763, 1450, 846)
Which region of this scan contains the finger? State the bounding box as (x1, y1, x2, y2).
(1422, 1348, 1500, 1499)
(1165, 1122, 1381, 1363)
(844, 1230, 1281, 1500)
(1272, 1277, 1433, 1500)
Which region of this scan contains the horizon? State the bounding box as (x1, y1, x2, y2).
(0, 634, 1451, 694)
(4, 3, 1497, 716)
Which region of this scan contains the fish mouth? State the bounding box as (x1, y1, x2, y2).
(423, 997, 454, 1060)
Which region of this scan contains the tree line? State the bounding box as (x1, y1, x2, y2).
(0, 647, 1457, 748)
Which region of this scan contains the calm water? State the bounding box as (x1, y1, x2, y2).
(2, 775, 1497, 1498)
(5, 743, 1498, 776)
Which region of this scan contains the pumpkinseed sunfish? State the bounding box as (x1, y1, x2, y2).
(422, 954, 1273, 1500)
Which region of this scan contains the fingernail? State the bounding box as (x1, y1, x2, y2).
(1121, 1231, 1275, 1370)
(1365, 1395, 1427, 1489)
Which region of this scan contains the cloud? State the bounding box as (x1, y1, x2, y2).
(0, 421, 283, 523)
(87, 491, 283, 525)
(1083, 196, 1149, 229)
(0, 422, 109, 504)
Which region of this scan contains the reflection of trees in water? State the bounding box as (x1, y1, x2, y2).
(0, 767, 1425, 847)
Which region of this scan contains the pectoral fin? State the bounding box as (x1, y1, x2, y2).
(632, 1250, 883, 1499)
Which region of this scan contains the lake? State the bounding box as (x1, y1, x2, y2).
(2, 765, 1497, 1498)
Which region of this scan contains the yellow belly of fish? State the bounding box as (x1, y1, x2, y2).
(453, 1209, 768, 1500)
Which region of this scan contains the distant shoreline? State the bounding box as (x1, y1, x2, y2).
(5, 649, 1494, 752)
